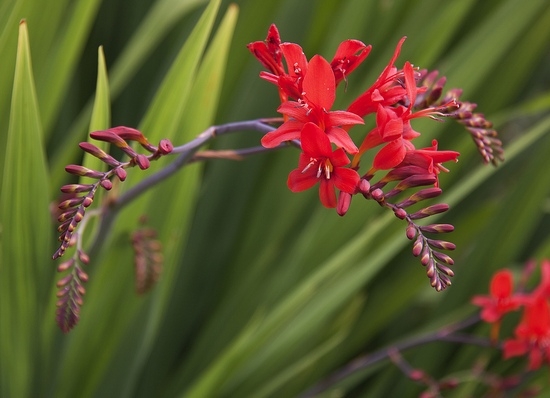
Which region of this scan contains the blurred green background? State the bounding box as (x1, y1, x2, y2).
(1, 0, 550, 396)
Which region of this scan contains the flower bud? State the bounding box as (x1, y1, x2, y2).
(158, 139, 173, 155)
(114, 167, 127, 181)
(406, 224, 417, 240)
(135, 154, 150, 170)
(60, 184, 94, 193)
(65, 165, 104, 179)
(90, 129, 129, 148)
(419, 223, 454, 234)
(100, 179, 113, 190)
(336, 191, 352, 216)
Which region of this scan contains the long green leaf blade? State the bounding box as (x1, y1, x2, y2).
(0, 20, 52, 398)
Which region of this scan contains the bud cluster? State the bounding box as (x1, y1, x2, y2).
(249, 25, 502, 291)
(361, 164, 456, 291)
(53, 127, 173, 260)
(414, 70, 504, 166)
(52, 127, 173, 332)
(55, 243, 89, 333)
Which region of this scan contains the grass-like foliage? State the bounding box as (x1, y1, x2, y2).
(1, 0, 550, 397)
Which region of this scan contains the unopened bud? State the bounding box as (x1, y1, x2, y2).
(158, 139, 173, 155)
(336, 191, 352, 216)
(135, 154, 150, 170)
(114, 168, 127, 181)
(90, 130, 129, 148)
(370, 188, 384, 203)
(358, 178, 370, 195)
(65, 165, 104, 179)
(406, 224, 417, 240)
(393, 207, 407, 219)
(100, 179, 113, 190)
(412, 236, 423, 256)
(419, 223, 454, 234)
(57, 259, 75, 272)
(409, 203, 449, 220)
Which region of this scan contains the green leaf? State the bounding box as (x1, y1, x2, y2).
(0, 20, 52, 398)
(83, 45, 111, 173)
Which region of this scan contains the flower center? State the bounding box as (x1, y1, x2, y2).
(302, 158, 333, 179)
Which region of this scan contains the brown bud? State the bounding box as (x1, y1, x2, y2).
(432, 251, 454, 265)
(56, 274, 73, 288)
(409, 204, 449, 220)
(412, 236, 423, 256)
(79, 142, 121, 167)
(60, 184, 95, 193)
(90, 130, 130, 149)
(426, 238, 456, 251)
(57, 259, 75, 272)
(58, 197, 84, 210)
(65, 165, 104, 179)
(419, 224, 454, 234)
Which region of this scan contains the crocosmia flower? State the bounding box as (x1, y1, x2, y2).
(261, 55, 363, 154)
(472, 269, 522, 323)
(503, 297, 550, 370)
(287, 122, 360, 208)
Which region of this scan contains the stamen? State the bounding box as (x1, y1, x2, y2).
(325, 163, 331, 179)
(301, 158, 317, 173)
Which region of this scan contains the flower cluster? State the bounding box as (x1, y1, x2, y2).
(53, 126, 172, 332)
(472, 260, 550, 370)
(249, 25, 502, 290)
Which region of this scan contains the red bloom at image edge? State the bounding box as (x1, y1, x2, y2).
(503, 297, 550, 370)
(287, 122, 360, 208)
(471, 270, 522, 323)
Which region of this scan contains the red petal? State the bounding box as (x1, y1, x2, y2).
(287, 168, 318, 192)
(327, 110, 364, 127)
(329, 147, 351, 168)
(302, 55, 335, 110)
(490, 270, 514, 299)
(326, 127, 358, 154)
(373, 140, 407, 170)
(300, 123, 332, 157)
(357, 127, 384, 155)
(277, 101, 309, 122)
(403, 61, 417, 109)
(331, 40, 372, 84)
(503, 339, 528, 359)
(380, 117, 403, 141)
(319, 179, 337, 208)
(332, 168, 360, 193)
(260, 120, 302, 148)
(280, 43, 308, 78)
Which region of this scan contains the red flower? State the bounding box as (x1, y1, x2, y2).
(532, 260, 550, 300)
(249, 24, 371, 102)
(396, 140, 459, 187)
(287, 123, 360, 208)
(347, 37, 408, 117)
(247, 24, 284, 78)
(261, 55, 363, 154)
(472, 269, 522, 323)
(503, 297, 550, 370)
(352, 62, 454, 170)
(330, 39, 372, 85)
